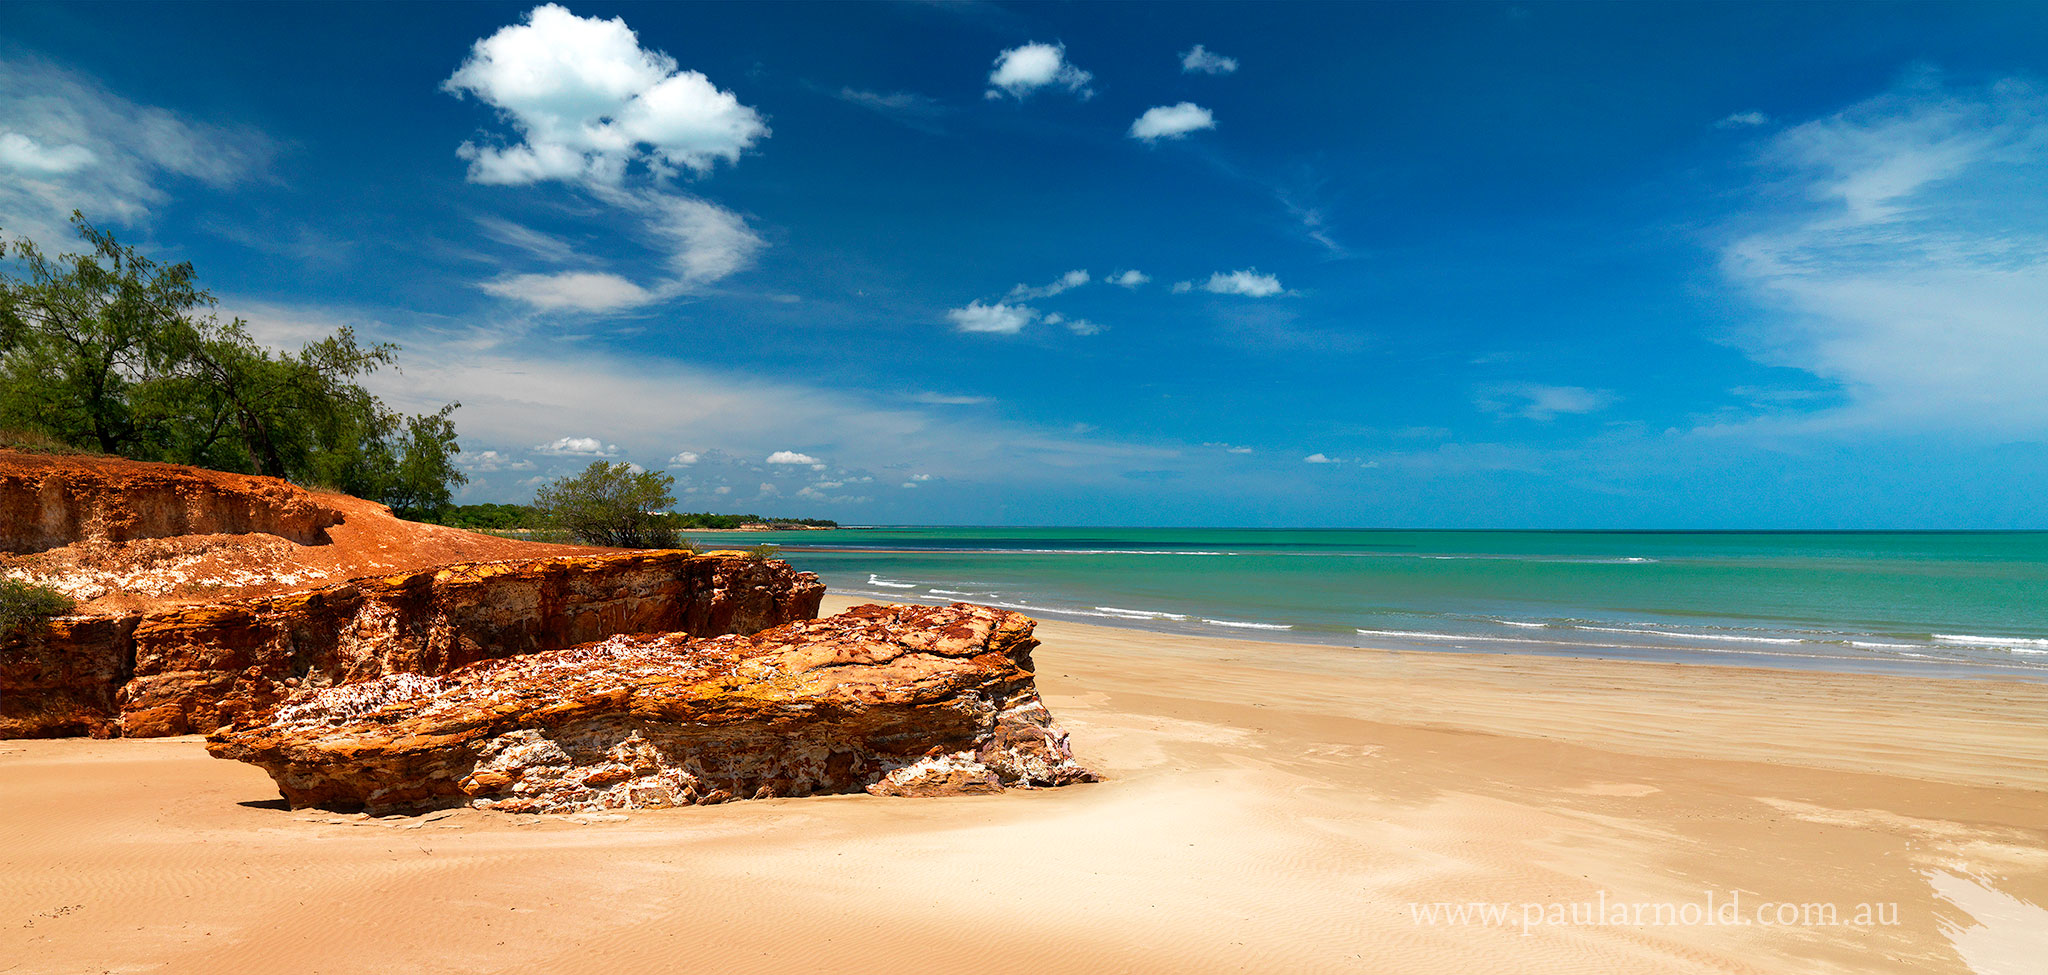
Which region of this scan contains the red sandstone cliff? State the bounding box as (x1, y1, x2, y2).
(0, 451, 823, 739)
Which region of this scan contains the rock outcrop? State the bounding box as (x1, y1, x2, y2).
(208, 603, 1096, 813)
(0, 451, 344, 553)
(2, 551, 822, 739)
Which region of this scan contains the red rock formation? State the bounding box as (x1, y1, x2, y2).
(208, 603, 1097, 813)
(0, 551, 822, 738)
(0, 451, 344, 553)
(0, 451, 825, 739)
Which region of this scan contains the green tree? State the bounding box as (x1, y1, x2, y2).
(532, 461, 680, 549)
(0, 215, 468, 513)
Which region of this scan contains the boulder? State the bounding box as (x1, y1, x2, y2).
(207, 603, 1097, 813)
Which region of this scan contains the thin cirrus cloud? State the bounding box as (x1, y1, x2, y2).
(1716, 110, 1771, 129)
(446, 5, 766, 314)
(1477, 384, 1616, 421)
(1008, 269, 1090, 299)
(834, 87, 948, 133)
(1180, 44, 1238, 75)
(1129, 102, 1217, 142)
(1043, 313, 1103, 336)
(0, 55, 272, 246)
(946, 300, 1038, 335)
(986, 42, 1094, 100)
(481, 271, 655, 312)
(1718, 72, 2048, 432)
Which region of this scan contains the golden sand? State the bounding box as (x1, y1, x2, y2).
(4, 593, 2044, 974)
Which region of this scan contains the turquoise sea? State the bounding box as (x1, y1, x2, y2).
(683, 528, 2048, 681)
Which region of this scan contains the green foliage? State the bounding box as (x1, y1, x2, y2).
(532, 461, 681, 549)
(0, 215, 467, 513)
(438, 502, 540, 530)
(746, 543, 781, 560)
(0, 578, 74, 638)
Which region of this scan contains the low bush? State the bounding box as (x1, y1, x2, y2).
(0, 578, 75, 637)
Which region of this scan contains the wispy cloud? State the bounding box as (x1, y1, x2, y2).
(1477, 383, 1616, 421)
(1008, 268, 1090, 299)
(1180, 45, 1238, 76)
(835, 87, 948, 133)
(0, 55, 272, 245)
(912, 392, 993, 406)
(474, 215, 589, 265)
(481, 271, 656, 313)
(1720, 72, 2048, 432)
(1717, 110, 1771, 129)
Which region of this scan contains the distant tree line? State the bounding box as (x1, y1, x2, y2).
(0, 215, 466, 519)
(438, 503, 840, 532)
(438, 460, 838, 545)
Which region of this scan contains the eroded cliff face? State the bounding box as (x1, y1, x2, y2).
(208, 603, 1097, 814)
(1, 552, 823, 739)
(1, 451, 826, 740)
(0, 452, 344, 553)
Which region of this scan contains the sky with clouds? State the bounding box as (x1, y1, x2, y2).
(2, 2, 2046, 527)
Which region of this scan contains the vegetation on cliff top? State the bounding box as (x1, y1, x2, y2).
(436, 503, 838, 532)
(0, 215, 466, 520)
(0, 578, 74, 637)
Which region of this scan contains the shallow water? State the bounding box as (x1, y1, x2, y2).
(686, 528, 2048, 681)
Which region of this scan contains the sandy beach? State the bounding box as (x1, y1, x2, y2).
(5, 592, 2045, 975)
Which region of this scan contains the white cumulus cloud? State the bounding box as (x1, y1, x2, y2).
(1111, 269, 1150, 288)
(986, 42, 1093, 100)
(1199, 269, 1283, 297)
(1303, 453, 1340, 464)
(535, 436, 619, 456)
(1129, 103, 1216, 142)
(667, 451, 699, 466)
(766, 450, 820, 465)
(1180, 45, 1238, 75)
(946, 300, 1037, 335)
(443, 3, 767, 184)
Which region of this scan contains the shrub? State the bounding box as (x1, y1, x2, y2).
(531, 461, 679, 549)
(746, 543, 781, 560)
(0, 578, 74, 637)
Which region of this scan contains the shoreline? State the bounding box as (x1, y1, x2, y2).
(827, 587, 2048, 684)
(2, 593, 2041, 974)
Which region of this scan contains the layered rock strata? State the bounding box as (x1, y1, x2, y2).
(208, 603, 1097, 813)
(1, 552, 823, 739)
(1, 451, 344, 553)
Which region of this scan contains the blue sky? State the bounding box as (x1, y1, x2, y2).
(3, 1, 2046, 527)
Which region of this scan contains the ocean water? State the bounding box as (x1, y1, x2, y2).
(684, 528, 2048, 681)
